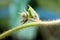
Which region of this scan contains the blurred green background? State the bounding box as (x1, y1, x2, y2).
(0, 0, 60, 40)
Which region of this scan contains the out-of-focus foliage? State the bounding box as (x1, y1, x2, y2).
(0, 0, 12, 8)
(36, 0, 60, 12)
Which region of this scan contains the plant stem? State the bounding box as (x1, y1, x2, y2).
(0, 19, 60, 39)
(0, 22, 41, 39)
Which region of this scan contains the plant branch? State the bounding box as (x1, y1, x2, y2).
(0, 19, 60, 39)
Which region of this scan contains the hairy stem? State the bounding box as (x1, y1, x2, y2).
(0, 19, 60, 39)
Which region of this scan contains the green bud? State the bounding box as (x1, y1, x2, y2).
(27, 5, 39, 19)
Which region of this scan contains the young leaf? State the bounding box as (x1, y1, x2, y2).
(27, 5, 39, 19)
